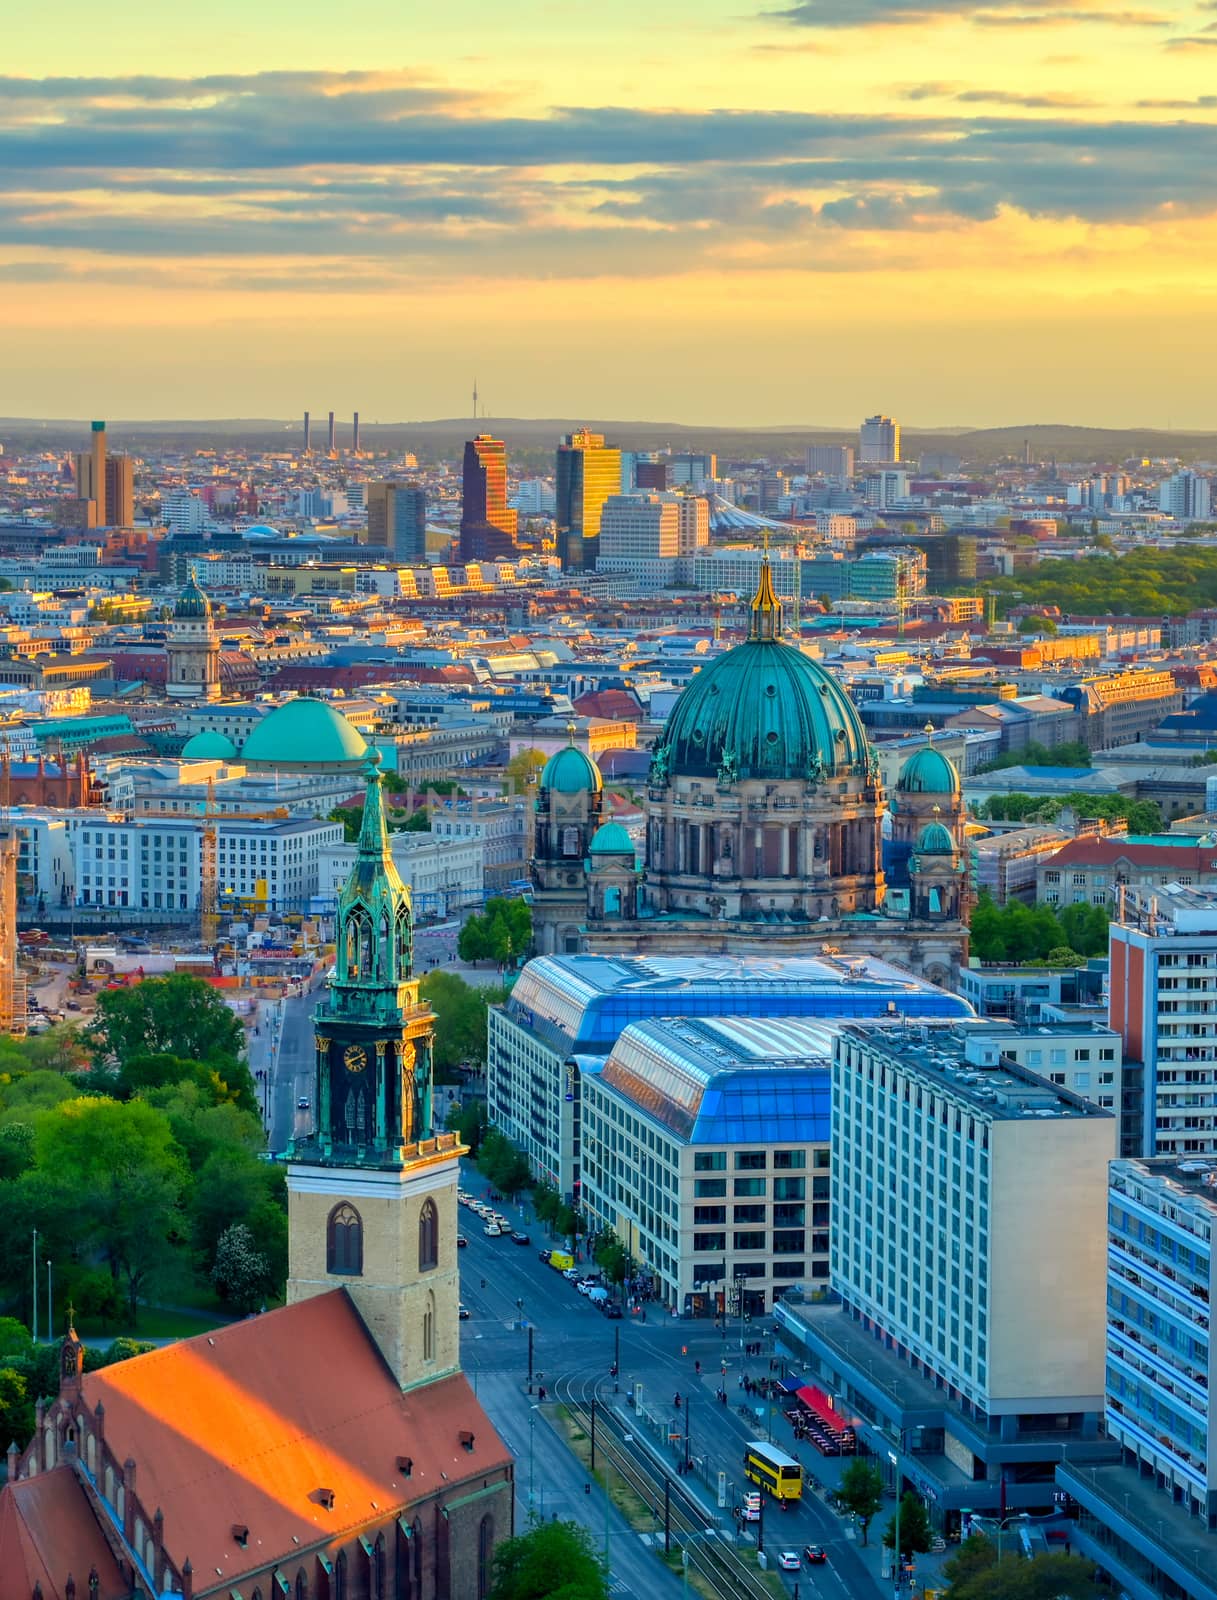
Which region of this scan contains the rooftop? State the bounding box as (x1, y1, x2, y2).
(1112, 1154, 1217, 1218)
(837, 1020, 1113, 1121)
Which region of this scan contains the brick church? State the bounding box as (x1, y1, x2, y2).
(0, 753, 513, 1598)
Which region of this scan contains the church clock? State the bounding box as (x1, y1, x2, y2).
(343, 1044, 368, 1073)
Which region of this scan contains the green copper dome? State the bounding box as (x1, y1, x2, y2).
(588, 820, 634, 855)
(540, 742, 602, 795)
(654, 561, 871, 783)
(241, 697, 368, 767)
(916, 821, 957, 854)
(175, 571, 211, 619)
(181, 730, 236, 760)
(897, 746, 961, 795)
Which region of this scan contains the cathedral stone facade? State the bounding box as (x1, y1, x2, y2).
(531, 561, 968, 988)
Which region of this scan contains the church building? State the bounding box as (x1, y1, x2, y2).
(0, 753, 512, 1599)
(531, 561, 968, 987)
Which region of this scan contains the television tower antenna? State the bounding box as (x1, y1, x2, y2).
(472, 379, 478, 422)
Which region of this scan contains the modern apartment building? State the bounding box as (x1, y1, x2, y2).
(1110, 885, 1217, 1158)
(487, 952, 973, 1201)
(859, 414, 901, 464)
(595, 494, 680, 588)
(806, 444, 855, 479)
(459, 435, 518, 561)
(555, 429, 623, 571)
(580, 1016, 836, 1315)
(366, 480, 427, 563)
(1055, 1156, 1217, 1600)
(777, 1019, 1117, 1526)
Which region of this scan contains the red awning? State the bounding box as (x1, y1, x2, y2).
(796, 1384, 851, 1431)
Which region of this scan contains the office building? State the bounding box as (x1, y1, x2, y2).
(863, 468, 911, 509)
(459, 434, 518, 561)
(1109, 885, 1217, 1158)
(0, 829, 25, 1036)
(1159, 470, 1213, 522)
(806, 443, 855, 479)
(161, 489, 207, 535)
(859, 413, 901, 464)
(677, 494, 710, 556)
(104, 452, 135, 527)
(74, 420, 132, 526)
(1052, 1155, 1217, 1600)
(303, 409, 311, 452)
(595, 493, 680, 588)
(74, 418, 107, 524)
(670, 452, 717, 486)
(367, 480, 427, 562)
(487, 951, 973, 1201)
(580, 1016, 838, 1315)
(777, 1020, 1117, 1527)
(847, 547, 926, 601)
(556, 429, 623, 571)
(327, 409, 336, 454)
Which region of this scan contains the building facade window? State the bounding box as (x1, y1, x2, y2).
(419, 1198, 438, 1271)
(327, 1203, 363, 1276)
(478, 1514, 495, 1600)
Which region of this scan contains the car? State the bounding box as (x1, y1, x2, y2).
(537, 1248, 552, 1263)
(297, 1096, 310, 1110)
(458, 1305, 470, 1320)
(484, 1223, 502, 1237)
(601, 1301, 623, 1319)
(457, 1235, 468, 1248)
(803, 1546, 828, 1565)
(777, 1552, 801, 1572)
(512, 1232, 531, 1246)
(563, 1267, 580, 1281)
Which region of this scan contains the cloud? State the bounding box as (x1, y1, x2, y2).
(898, 82, 1100, 106)
(771, 0, 1167, 26)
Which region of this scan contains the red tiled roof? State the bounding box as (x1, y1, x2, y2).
(0, 1468, 128, 1600)
(82, 1289, 510, 1585)
(1047, 837, 1212, 870)
(573, 689, 643, 722)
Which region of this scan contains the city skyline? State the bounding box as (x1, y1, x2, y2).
(4, 1, 1217, 425)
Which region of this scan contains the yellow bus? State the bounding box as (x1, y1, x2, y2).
(743, 1440, 803, 1502)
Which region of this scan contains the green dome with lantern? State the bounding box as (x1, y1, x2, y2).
(652, 558, 872, 783)
(540, 737, 602, 796)
(897, 744, 961, 795)
(588, 820, 634, 856)
(915, 821, 957, 854)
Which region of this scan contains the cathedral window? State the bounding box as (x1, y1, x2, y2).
(334, 1551, 347, 1600)
(478, 1514, 495, 1599)
(419, 1199, 438, 1271)
(423, 1291, 436, 1361)
(561, 825, 580, 856)
(327, 1202, 363, 1276)
(374, 1533, 387, 1600)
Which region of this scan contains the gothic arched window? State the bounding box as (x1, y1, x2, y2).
(477, 1514, 495, 1600)
(335, 1550, 347, 1600)
(418, 1199, 438, 1272)
(296, 1572, 308, 1600)
(374, 1533, 387, 1600)
(327, 1202, 363, 1276)
(423, 1291, 436, 1362)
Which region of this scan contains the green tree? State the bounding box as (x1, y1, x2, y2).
(488, 1517, 608, 1600)
(447, 1098, 490, 1157)
(505, 748, 547, 795)
(593, 1230, 632, 1286)
(477, 1130, 532, 1197)
(835, 1458, 885, 1546)
(34, 1097, 188, 1326)
(400, 806, 431, 832)
(112, 1051, 257, 1116)
(328, 804, 363, 843)
(90, 974, 246, 1075)
(420, 971, 502, 1075)
(884, 1491, 933, 1562)
(944, 1539, 1103, 1600)
(0, 1366, 32, 1454)
(458, 898, 533, 968)
(212, 1222, 274, 1313)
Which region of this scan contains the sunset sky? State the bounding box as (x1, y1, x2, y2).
(4, 1, 1217, 427)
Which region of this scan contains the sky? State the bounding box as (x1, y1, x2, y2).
(4, 0, 1217, 428)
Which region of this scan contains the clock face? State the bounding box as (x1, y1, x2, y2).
(343, 1045, 368, 1073)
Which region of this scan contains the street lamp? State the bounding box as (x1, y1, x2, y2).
(527, 1405, 539, 1520)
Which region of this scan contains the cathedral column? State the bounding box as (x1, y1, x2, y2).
(780, 827, 791, 877)
(753, 826, 763, 879)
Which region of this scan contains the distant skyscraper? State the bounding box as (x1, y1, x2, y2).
(367, 481, 427, 562)
(352, 412, 361, 454)
(806, 443, 855, 480)
(556, 429, 623, 571)
(669, 452, 717, 486)
(460, 435, 518, 561)
(105, 454, 135, 528)
(74, 420, 108, 525)
(303, 411, 311, 453)
(859, 414, 900, 464)
(1159, 469, 1212, 522)
(327, 411, 336, 454)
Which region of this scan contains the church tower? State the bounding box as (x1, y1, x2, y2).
(287, 751, 465, 1390)
(165, 569, 221, 700)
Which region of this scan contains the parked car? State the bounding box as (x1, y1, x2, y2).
(777, 1552, 801, 1572)
(562, 1267, 580, 1281)
(601, 1301, 623, 1319)
(537, 1248, 552, 1263)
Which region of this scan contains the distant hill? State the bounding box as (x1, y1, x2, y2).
(2, 416, 1215, 468)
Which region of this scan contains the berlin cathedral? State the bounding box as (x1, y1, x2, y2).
(530, 560, 969, 988)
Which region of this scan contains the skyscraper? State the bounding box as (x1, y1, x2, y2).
(367, 480, 427, 562)
(303, 410, 311, 453)
(327, 411, 337, 454)
(74, 419, 108, 525)
(105, 453, 135, 527)
(806, 443, 855, 479)
(352, 411, 361, 454)
(859, 414, 901, 464)
(459, 434, 518, 561)
(556, 429, 622, 571)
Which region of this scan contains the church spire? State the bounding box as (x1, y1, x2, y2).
(356, 749, 392, 860)
(748, 554, 783, 642)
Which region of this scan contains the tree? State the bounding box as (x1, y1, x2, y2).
(328, 804, 363, 843)
(447, 1099, 489, 1156)
(488, 1517, 608, 1600)
(884, 1490, 933, 1562)
(944, 1538, 1103, 1600)
(112, 1051, 257, 1116)
(505, 748, 547, 795)
(593, 1230, 632, 1286)
(90, 974, 246, 1075)
(420, 971, 502, 1074)
(0, 1367, 32, 1454)
(34, 1097, 188, 1326)
(835, 1459, 885, 1545)
(477, 1130, 532, 1197)
(212, 1223, 274, 1313)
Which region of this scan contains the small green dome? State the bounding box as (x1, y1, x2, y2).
(182, 730, 236, 760)
(589, 821, 634, 856)
(175, 572, 211, 619)
(541, 743, 602, 795)
(916, 821, 957, 854)
(241, 697, 368, 767)
(897, 746, 961, 795)
(657, 637, 870, 781)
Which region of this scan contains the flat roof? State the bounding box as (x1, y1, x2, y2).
(838, 1021, 1112, 1121)
(1113, 1155, 1217, 1216)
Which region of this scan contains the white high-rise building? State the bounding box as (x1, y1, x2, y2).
(595, 493, 681, 588)
(1159, 470, 1212, 522)
(859, 414, 901, 465)
(863, 468, 911, 509)
(806, 443, 855, 480)
(160, 490, 208, 534)
(674, 494, 710, 556)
